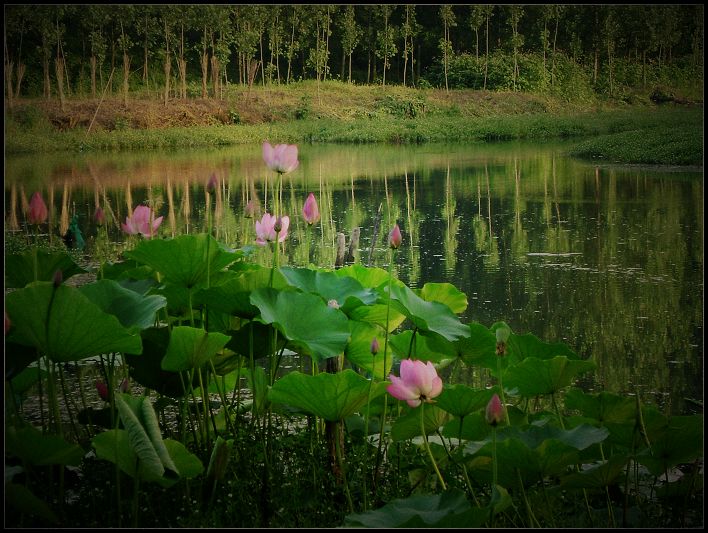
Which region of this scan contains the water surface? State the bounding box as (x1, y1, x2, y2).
(5, 141, 703, 414)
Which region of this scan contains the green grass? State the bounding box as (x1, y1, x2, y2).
(4, 81, 703, 166)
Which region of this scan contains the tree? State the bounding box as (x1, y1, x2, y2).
(469, 5, 485, 60)
(482, 5, 494, 89)
(439, 5, 456, 92)
(340, 5, 360, 84)
(401, 5, 419, 87)
(506, 5, 524, 91)
(375, 5, 397, 87)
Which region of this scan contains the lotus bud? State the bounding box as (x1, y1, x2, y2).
(485, 393, 505, 426)
(302, 193, 320, 225)
(388, 224, 402, 249)
(95, 380, 109, 402)
(53, 270, 63, 288)
(370, 337, 380, 355)
(119, 377, 130, 393)
(28, 192, 48, 225)
(495, 325, 511, 356)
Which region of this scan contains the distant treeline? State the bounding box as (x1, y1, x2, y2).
(3, 4, 704, 103)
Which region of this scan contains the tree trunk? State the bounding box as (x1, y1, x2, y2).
(163, 53, 170, 106)
(201, 52, 208, 98)
(90, 55, 97, 98)
(6, 60, 13, 107)
(55, 57, 65, 110)
(484, 15, 489, 89)
(43, 53, 51, 98)
(122, 52, 130, 106)
(14, 62, 25, 98)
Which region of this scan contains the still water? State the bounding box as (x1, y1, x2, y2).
(4, 141, 703, 415)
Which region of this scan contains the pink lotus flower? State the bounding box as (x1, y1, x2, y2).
(28, 192, 48, 225)
(302, 193, 320, 225)
(121, 205, 163, 239)
(95, 380, 109, 402)
(255, 213, 290, 245)
(94, 207, 105, 225)
(389, 224, 402, 249)
(262, 141, 299, 174)
(387, 359, 443, 408)
(485, 393, 505, 426)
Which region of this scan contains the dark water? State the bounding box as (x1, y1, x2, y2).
(5, 141, 703, 414)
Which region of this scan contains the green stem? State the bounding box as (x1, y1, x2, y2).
(497, 356, 511, 425)
(421, 402, 447, 490)
(492, 425, 498, 489)
(334, 422, 354, 514)
(374, 248, 396, 485)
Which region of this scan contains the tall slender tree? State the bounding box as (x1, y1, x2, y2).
(401, 5, 418, 87)
(340, 5, 360, 84)
(375, 5, 397, 87)
(439, 5, 456, 92)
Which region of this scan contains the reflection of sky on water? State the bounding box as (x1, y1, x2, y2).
(4, 141, 703, 415)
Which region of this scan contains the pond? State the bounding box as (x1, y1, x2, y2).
(4, 140, 703, 415)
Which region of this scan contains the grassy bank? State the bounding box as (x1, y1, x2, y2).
(4, 81, 703, 165)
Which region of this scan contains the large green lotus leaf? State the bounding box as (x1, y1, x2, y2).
(250, 288, 351, 362)
(5, 250, 87, 288)
(390, 404, 451, 441)
(267, 369, 388, 422)
(419, 282, 468, 314)
(564, 388, 637, 425)
(442, 412, 491, 441)
(508, 423, 610, 451)
(5, 281, 142, 362)
(505, 329, 579, 363)
(388, 283, 470, 343)
(503, 356, 596, 397)
(5, 482, 59, 524)
(160, 439, 204, 485)
(193, 265, 288, 318)
(343, 488, 489, 528)
(6, 425, 84, 466)
(5, 340, 40, 380)
(436, 385, 494, 419)
(456, 322, 498, 369)
(347, 302, 407, 332)
(124, 233, 241, 287)
(560, 454, 629, 489)
(161, 326, 231, 372)
(115, 393, 179, 481)
(92, 430, 202, 487)
(124, 327, 197, 398)
(635, 414, 703, 476)
(344, 320, 392, 380)
(78, 279, 167, 330)
(335, 263, 400, 290)
(225, 321, 282, 359)
(389, 330, 456, 363)
(280, 266, 378, 313)
(8, 366, 47, 395)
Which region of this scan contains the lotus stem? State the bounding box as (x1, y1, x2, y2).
(334, 420, 354, 514)
(421, 403, 447, 490)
